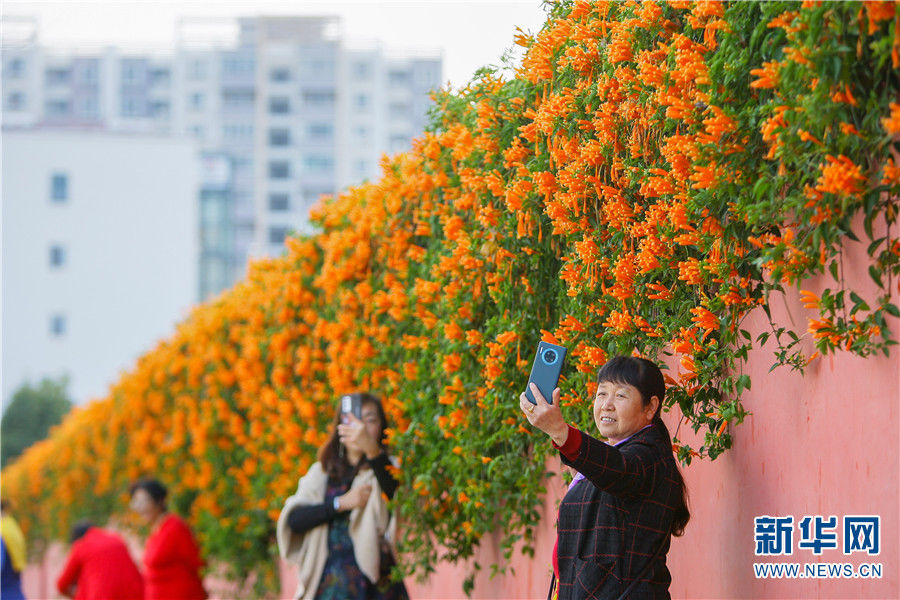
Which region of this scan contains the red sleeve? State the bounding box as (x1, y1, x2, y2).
(552, 424, 582, 460)
(56, 539, 84, 596)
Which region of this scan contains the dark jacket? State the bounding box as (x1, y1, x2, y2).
(556, 422, 681, 600)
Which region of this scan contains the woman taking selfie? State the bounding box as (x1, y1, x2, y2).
(520, 355, 689, 600)
(277, 392, 408, 600)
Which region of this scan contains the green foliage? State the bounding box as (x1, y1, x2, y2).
(1, 377, 72, 467)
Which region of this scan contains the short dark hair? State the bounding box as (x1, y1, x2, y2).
(596, 355, 665, 417)
(129, 477, 168, 509)
(70, 520, 93, 543)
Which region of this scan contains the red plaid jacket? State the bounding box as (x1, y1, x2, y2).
(555, 422, 681, 600)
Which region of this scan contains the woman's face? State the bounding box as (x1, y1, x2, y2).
(129, 488, 160, 523)
(593, 380, 657, 445)
(360, 403, 383, 447)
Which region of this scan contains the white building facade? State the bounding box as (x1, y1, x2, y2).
(1, 130, 199, 406)
(2, 16, 443, 293)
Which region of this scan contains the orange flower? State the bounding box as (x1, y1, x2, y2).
(443, 353, 462, 374)
(749, 60, 781, 89)
(677, 258, 704, 285)
(815, 155, 865, 197)
(443, 321, 464, 341)
(496, 331, 519, 346)
(689, 307, 719, 339)
(865, 1, 896, 33)
(799, 290, 819, 310)
(882, 102, 900, 135)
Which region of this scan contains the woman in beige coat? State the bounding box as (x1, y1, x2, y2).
(277, 393, 407, 600)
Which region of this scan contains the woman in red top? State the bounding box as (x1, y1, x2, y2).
(56, 521, 144, 600)
(129, 478, 207, 600)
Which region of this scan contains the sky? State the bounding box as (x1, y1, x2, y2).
(1, 0, 550, 89)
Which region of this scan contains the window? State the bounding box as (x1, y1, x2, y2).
(5, 92, 25, 111)
(82, 61, 98, 84)
(304, 155, 333, 172)
(388, 70, 409, 85)
(121, 97, 141, 117)
(50, 314, 67, 337)
(269, 97, 290, 114)
(303, 90, 335, 107)
(270, 68, 290, 82)
(389, 102, 409, 118)
(356, 159, 370, 174)
(190, 93, 205, 110)
(269, 128, 291, 146)
(308, 123, 333, 139)
(353, 62, 371, 79)
(222, 90, 254, 109)
(80, 96, 99, 117)
(6, 57, 25, 79)
(306, 58, 334, 75)
(191, 125, 206, 138)
(223, 123, 253, 141)
(49, 245, 66, 268)
(269, 226, 289, 245)
(353, 126, 370, 139)
(46, 99, 71, 117)
(269, 161, 290, 179)
(234, 158, 253, 176)
(354, 94, 370, 110)
(189, 60, 206, 80)
(121, 62, 140, 83)
(269, 193, 290, 211)
(51, 173, 68, 202)
(150, 68, 171, 86)
(150, 101, 170, 117)
(415, 65, 437, 86)
(45, 67, 71, 85)
(222, 56, 254, 77)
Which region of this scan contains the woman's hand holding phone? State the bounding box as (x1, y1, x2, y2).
(338, 414, 380, 459)
(520, 383, 569, 446)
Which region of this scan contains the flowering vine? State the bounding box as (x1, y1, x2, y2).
(2, 0, 898, 594)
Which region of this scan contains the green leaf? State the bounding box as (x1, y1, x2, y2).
(869, 265, 884, 287)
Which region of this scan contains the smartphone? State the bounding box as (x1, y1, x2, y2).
(341, 394, 362, 421)
(524, 342, 567, 405)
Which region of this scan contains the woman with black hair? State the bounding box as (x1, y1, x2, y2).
(520, 356, 690, 600)
(277, 392, 408, 600)
(129, 478, 206, 600)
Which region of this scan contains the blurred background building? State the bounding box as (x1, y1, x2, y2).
(1, 129, 198, 406)
(1, 15, 442, 407)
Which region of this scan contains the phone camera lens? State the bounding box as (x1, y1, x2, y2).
(542, 349, 557, 365)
